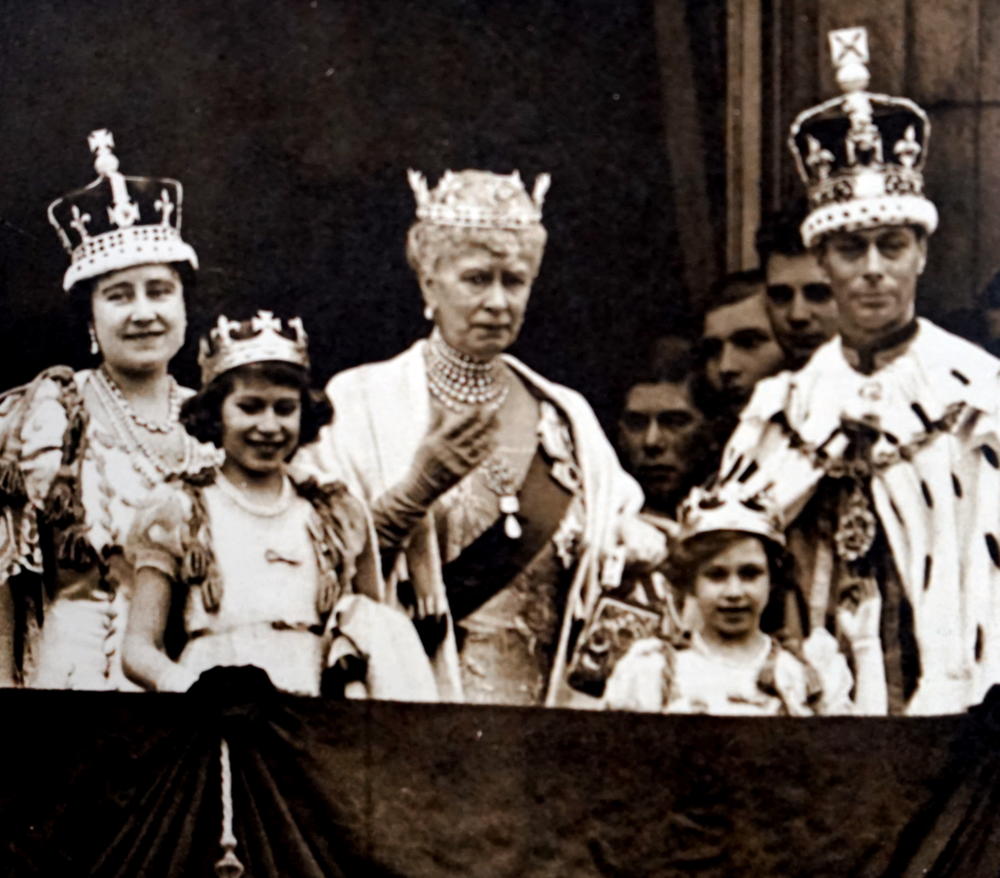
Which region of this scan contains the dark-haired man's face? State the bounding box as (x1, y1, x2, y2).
(618, 381, 703, 514)
(701, 293, 784, 407)
(765, 253, 837, 367)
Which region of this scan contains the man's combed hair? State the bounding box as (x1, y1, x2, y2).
(755, 201, 810, 264)
(706, 269, 766, 312)
(181, 360, 333, 450)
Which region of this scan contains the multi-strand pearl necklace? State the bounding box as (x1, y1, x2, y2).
(425, 331, 509, 413)
(91, 368, 188, 482)
(98, 365, 180, 433)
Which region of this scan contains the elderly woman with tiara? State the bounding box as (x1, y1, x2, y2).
(0, 130, 218, 689)
(300, 169, 665, 706)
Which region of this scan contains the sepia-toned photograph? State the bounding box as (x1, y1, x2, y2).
(0, 0, 999, 874)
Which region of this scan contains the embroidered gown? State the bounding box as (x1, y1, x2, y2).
(430, 399, 586, 705)
(299, 339, 646, 706)
(0, 367, 219, 689)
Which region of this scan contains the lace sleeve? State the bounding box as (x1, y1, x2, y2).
(126, 484, 194, 579)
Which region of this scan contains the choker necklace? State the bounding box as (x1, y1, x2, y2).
(425, 330, 509, 412)
(97, 366, 180, 434)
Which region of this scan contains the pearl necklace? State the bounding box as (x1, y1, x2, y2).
(425, 331, 509, 412)
(216, 470, 294, 517)
(91, 369, 189, 482)
(98, 366, 180, 434)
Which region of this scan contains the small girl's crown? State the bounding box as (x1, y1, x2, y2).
(198, 310, 309, 385)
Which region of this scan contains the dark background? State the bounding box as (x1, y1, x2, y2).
(0, 0, 726, 429)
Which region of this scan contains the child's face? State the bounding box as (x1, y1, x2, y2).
(693, 535, 770, 641)
(220, 374, 301, 477)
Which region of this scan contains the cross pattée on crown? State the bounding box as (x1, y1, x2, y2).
(87, 128, 115, 155)
(251, 311, 283, 335)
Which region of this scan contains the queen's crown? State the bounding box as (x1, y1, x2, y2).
(47, 129, 198, 291)
(408, 168, 550, 230)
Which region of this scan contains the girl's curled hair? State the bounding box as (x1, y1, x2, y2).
(180, 360, 332, 450)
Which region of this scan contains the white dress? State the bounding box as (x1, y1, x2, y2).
(129, 470, 439, 700)
(605, 630, 854, 716)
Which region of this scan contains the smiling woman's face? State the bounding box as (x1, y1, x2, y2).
(90, 263, 186, 375)
(422, 242, 535, 359)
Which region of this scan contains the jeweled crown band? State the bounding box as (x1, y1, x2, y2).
(199, 311, 310, 386)
(63, 225, 198, 291)
(408, 168, 550, 230)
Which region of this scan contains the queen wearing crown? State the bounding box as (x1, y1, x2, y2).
(122, 312, 436, 698)
(300, 169, 664, 706)
(0, 130, 218, 690)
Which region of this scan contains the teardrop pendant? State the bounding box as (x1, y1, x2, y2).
(504, 513, 522, 539)
(499, 494, 521, 539)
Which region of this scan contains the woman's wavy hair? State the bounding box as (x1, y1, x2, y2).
(405, 221, 547, 282)
(180, 360, 333, 452)
(665, 529, 806, 636)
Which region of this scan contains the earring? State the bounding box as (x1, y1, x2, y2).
(423, 305, 435, 321)
(88, 326, 99, 357)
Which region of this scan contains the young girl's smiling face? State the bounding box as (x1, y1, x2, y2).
(220, 373, 301, 478)
(693, 535, 771, 642)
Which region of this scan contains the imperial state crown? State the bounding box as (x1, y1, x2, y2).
(788, 27, 938, 247)
(47, 129, 198, 291)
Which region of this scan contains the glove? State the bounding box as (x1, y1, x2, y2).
(836, 577, 882, 649)
(372, 407, 496, 547)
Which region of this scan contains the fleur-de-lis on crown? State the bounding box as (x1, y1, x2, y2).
(805, 135, 835, 180)
(69, 205, 91, 240)
(894, 125, 922, 169)
(532, 173, 551, 210)
(155, 188, 174, 226)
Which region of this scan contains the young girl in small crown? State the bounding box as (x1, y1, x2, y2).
(604, 486, 888, 716)
(123, 312, 437, 699)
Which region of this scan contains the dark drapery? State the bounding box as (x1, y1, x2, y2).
(2, 670, 1000, 877)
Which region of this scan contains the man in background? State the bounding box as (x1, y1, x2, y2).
(617, 336, 709, 519)
(756, 205, 838, 369)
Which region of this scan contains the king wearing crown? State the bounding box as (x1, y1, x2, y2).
(717, 28, 1000, 715)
